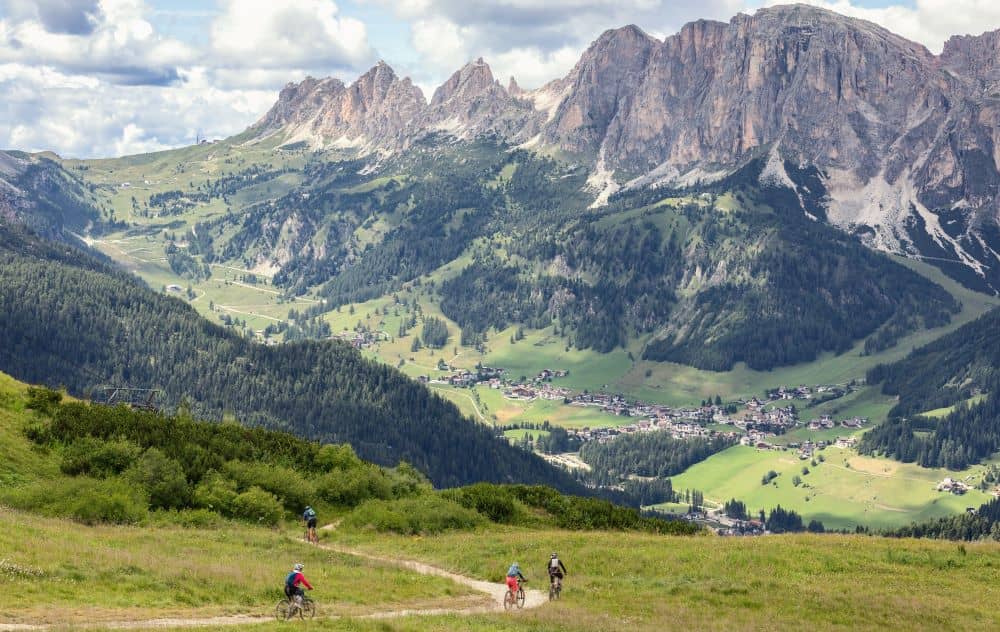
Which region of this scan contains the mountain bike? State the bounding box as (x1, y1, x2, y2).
(275, 594, 316, 621)
(504, 580, 526, 610)
(549, 574, 562, 600)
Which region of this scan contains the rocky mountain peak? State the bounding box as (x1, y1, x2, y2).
(507, 77, 523, 97)
(423, 57, 541, 141)
(430, 57, 502, 107)
(941, 28, 1000, 79)
(542, 24, 658, 155)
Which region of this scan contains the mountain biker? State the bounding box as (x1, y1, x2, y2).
(547, 552, 567, 589)
(303, 505, 318, 543)
(284, 563, 313, 617)
(506, 562, 526, 598)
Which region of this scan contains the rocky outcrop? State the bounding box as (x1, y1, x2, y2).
(254, 62, 425, 151)
(422, 58, 541, 141)
(541, 25, 658, 157)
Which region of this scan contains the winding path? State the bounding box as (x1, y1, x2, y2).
(0, 539, 545, 631)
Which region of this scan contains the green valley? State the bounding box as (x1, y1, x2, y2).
(31, 135, 999, 532)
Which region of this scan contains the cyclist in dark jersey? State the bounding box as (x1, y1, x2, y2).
(547, 552, 567, 590)
(303, 506, 318, 544)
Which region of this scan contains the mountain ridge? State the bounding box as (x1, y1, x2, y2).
(247, 3, 1000, 293)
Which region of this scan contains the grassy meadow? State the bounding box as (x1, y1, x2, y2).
(658, 446, 994, 530)
(0, 509, 481, 627)
(309, 527, 1000, 632)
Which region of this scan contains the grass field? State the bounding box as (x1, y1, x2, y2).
(921, 394, 988, 419)
(0, 510, 479, 627)
(3, 510, 999, 631)
(657, 446, 994, 530)
(0, 371, 480, 627)
(316, 527, 1000, 632)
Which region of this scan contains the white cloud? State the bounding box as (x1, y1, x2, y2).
(0, 0, 376, 156)
(0, 62, 275, 158)
(210, 0, 374, 71)
(0, 0, 196, 84)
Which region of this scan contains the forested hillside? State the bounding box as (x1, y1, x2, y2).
(88, 141, 963, 373)
(861, 307, 1000, 468)
(0, 223, 580, 490)
(289, 149, 959, 370)
(0, 151, 103, 240)
(866, 307, 1000, 415)
(886, 497, 1000, 541)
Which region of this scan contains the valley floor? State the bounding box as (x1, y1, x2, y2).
(657, 445, 995, 530)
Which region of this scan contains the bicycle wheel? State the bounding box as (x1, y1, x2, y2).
(274, 600, 291, 621)
(517, 587, 526, 609)
(301, 599, 316, 619)
(549, 583, 556, 601)
(503, 590, 515, 611)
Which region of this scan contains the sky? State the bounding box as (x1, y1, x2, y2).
(2, 0, 999, 158)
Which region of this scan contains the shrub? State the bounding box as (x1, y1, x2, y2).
(315, 444, 363, 471)
(223, 461, 314, 512)
(342, 495, 486, 535)
(1, 476, 147, 525)
(61, 438, 141, 477)
(69, 479, 149, 525)
(505, 485, 700, 535)
(126, 448, 190, 510)
(315, 465, 393, 507)
(150, 508, 226, 529)
(386, 462, 432, 498)
(192, 470, 239, 514)
(230, 486, 283, 525)
(25, 386, 62, 416)
(442, 483, 526, 524)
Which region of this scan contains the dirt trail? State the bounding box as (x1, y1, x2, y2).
(0, 538, 545, 631)
(316, 541, 547, 611)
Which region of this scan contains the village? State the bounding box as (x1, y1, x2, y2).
(418, 362, 870, 450)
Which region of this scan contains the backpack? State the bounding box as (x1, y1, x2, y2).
(549, 558, 560, 570)
(304, 507, 316, 520)
(285, 571, 298, 589)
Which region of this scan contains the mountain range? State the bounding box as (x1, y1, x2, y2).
(252, 3, 1000, 294)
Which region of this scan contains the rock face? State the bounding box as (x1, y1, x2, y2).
(251, 4, 1000, 292)
(422, 58, 540, 141)
(256, 62, 425, 151)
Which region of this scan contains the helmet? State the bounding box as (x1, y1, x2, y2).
(551, 552, 558, 558)
(293, 563, 304, 572)
(305, 505, 312, 510)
